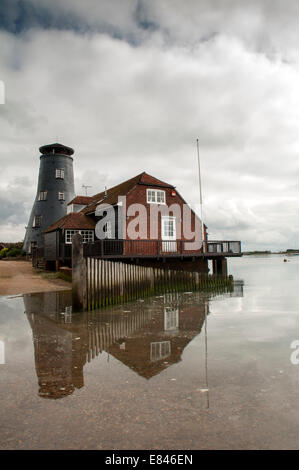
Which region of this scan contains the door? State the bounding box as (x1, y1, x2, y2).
(161, 216, 177, 252)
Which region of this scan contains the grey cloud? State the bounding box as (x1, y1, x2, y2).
(0, 177, 34, 225)
(0, 3, 299, 250)
(5, 0, 299, 56)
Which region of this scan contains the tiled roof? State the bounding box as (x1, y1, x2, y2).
(67, 195, 93, 206)
(44, 212, 95, 233)
(82, 172, 174, 215)
(138, 172, 174, 188)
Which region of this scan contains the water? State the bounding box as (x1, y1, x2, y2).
(1, 255, 299, 449)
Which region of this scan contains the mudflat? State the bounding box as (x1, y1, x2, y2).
(0, 260, 71, 295)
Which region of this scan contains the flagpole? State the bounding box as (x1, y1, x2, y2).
(204, 301, 209, 409)
(196, 139, 205, 252)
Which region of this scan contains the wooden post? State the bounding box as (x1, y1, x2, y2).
(72, 233, 87, 311)
(221, 257, 228, 277)
(195, 272, 200, 289)
(120, 262, 124, 299)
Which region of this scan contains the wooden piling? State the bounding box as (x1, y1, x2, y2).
(72, 233, 87, 311)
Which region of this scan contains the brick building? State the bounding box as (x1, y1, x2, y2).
(41, 171, 241, 274)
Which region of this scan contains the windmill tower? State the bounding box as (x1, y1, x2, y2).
(23, 143, 75, 253)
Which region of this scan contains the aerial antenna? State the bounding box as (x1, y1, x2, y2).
(196, 139, 205, 252)
(82, 184, 92, 196)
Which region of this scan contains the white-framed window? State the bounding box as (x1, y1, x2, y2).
(146, 189, 166, 204)
(162, 216, 177, 252)
(33, 215, 41, 228)
(58, 192, 65, 201)
(38, 191, 47, 201)
(80, 230, 94, 243)
(55, 168, 65, 179)
(65, 229, 78, 243)
(162, 216, 176, 239)
(103, 221, 112, 239)
(65, 229, 94, 244)
(63, 306, 72, 323)
(150, 341, 171, 362)
(164, 307, 179, 331)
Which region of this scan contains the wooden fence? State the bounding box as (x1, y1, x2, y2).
(85, 257, 233, 310)
(72, 234, 233, 311)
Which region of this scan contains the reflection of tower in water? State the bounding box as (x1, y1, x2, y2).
(24, 292, 86, 399)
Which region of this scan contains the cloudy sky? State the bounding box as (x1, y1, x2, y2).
(1, 0, 299, 250)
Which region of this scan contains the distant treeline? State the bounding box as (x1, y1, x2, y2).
(244, 249, 299, 255)
(244, 250, 272, 255)
(0, 241, 23, 249)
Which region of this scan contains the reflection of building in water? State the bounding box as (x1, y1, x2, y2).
(25, 291, 172, 397)
(150, 341, 171, 362)
(107, 292, 207, 379)
(24, 286, 243, 399)
(231, 281, 244, 297)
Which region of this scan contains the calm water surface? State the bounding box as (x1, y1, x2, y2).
(1, 255, 299, 449)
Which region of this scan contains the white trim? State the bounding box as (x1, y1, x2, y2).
(150, 341, 171, 362)
(38, 191, 47, 201)
(161, 216, 176, 240)
(164, 307, 179, 331)
(55, 168, 65, 179)
(161, 216, 177, 252)
(65, 229, 94, 244)
(146, 188, 166, 204)
(33, 215, 41, 228)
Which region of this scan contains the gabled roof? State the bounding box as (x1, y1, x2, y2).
(82, 172, 174, 215)
(67, 195, 93, 206)
(44, 212, 95, 233)
(138, 172, 174, 188)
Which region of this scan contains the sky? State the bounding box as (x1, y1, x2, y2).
(1, 0, 299, 251)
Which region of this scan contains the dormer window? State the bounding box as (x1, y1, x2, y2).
(58, 192, 65, 201)
(38, 191, 47, 201)
(55, 168, 64, 179)
(147, 189, 165, 204)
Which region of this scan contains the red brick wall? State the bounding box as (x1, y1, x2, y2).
(123, 181, 206, 255)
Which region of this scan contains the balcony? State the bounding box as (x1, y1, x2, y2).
(81, 239, 242, 259)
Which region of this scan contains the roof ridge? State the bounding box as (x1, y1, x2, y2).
(81, 172, 145, 214)
(44, 211, 95, 233)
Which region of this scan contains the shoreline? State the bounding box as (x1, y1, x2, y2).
(0, 259, 71, 296)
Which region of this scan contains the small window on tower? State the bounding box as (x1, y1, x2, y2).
(58, 192, 65, 201)
(38, 191, 47, 201)
(33, 215, 41, 228)
(56, 169, 64, 179)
